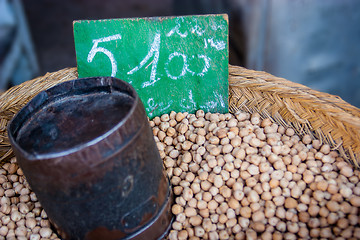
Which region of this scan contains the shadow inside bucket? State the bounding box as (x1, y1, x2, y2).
(16, 91, 133, 155)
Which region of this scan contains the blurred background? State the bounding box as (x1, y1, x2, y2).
(1, 0, 360, 107)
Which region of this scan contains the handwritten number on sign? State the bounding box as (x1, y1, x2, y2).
(87, 31, 216, 85)
(87, 34, 122, 77)
(165, 52, 188, 80)
(165, 52, 211, 80)
(127, 32, 161, 88)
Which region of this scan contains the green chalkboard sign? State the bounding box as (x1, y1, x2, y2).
(73, 14, 229, 118)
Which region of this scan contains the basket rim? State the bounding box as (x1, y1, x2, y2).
(0, 65, 359, 168)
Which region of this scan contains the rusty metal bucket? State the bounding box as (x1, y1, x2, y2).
(8, 77, 173, 240)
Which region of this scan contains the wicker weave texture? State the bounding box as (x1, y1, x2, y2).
(0, 68, 78, 160)
(229, 65, 360, 168)
(0, 66, 359, 167)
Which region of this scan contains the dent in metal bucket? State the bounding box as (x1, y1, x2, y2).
(8, 77, 173, 239)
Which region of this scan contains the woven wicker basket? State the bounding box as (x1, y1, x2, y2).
(0, 65, 359, 168)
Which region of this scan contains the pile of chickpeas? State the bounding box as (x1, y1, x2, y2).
(149, 110, 360, 240)
(0, 110, 359, 239)
(0, 159, 59, 240)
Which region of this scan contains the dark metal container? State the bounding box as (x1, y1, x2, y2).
(8, 77, 172, 240)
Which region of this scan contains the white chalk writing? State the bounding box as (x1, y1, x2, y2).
(127, 32, 161, 88)
(87, 34, 122, 77)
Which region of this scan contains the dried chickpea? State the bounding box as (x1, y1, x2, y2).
(2, 110, 360, 239)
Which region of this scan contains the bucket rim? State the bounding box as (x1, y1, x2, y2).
(8, 76, 140, 161)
